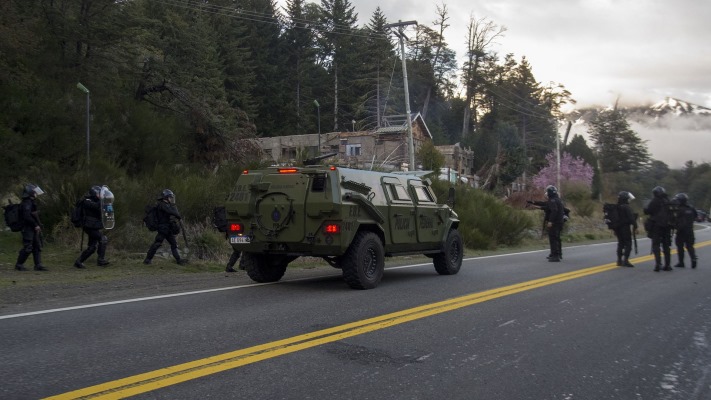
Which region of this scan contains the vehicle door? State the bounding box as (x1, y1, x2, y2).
(382, 177, 416, 244)
(409, 180, 440, 244)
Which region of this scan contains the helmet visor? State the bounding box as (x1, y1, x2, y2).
(33, 186, 45, 196)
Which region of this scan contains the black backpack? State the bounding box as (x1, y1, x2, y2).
(666, 200, 679, 229)
(70, 199, 84, 228)
(603, 203, 620, 229)
(143, 204, 159, 231)
(3, 201, 23, 232)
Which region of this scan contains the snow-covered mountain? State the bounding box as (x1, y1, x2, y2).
(566, 97, 711, 125)
(563, 97, 711, 168)
(646, 97, 711, 117)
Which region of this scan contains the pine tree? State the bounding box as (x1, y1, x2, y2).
(588, 109, 651, 172)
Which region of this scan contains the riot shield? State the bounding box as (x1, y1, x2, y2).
(100, 185, 115, 230)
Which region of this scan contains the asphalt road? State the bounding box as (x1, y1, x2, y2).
(2, 227, 711, 400)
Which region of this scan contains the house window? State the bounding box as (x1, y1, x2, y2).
(282, 147, 297, 160)
(346, 144, 361, 156)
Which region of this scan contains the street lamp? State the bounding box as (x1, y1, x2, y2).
(76, 82, 90, 165)
(314, 100, 321, 155)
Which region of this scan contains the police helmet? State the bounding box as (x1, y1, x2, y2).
(674, 193, 688, 205)
(545, 185, 558, 198)
(652, 186, 666, 197)
(618, 191, 635, 203)
(22, 184, 44, 199)
(89, 185, 102, 198)
(159, 189, 175, 202)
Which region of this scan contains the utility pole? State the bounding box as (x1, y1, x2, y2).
(385, 20, 417, 169)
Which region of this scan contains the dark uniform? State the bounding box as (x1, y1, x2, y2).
(144, 189, 187, 265)
(14, 184, 47, 271)
(545, 185, 565, 262)
(644, 186, 672, 271)
(74, 186, 110, 268)
(673, 193, 697, 269)
(614, 191, 637, 267)
(225, 249, 241, 273)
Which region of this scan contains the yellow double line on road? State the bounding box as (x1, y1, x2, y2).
(47, 240, 711, 399)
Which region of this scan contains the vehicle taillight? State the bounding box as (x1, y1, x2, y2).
(329, 166, 336, 171)
(324, 224, 340, 234)
(278, 168, 299, 174)
(242, 170, 248, 175)
(229, 223, 243, 233)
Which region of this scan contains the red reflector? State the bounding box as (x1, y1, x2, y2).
(278, 168, 299, 174)
(329, 166, 336, 171)
(229, 223, 243, 232)
(324, 224, 340, 234)
(242, 170, 248, 175)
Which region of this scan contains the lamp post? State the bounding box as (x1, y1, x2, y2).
(76, 82, 90, 165)
(314, 100, 321, 155)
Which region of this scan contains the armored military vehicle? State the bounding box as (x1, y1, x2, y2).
(224, 166, 462, 289)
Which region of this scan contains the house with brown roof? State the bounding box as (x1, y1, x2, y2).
(252, 113, 478, 185)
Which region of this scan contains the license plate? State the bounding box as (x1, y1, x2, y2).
(230, 236, 250, 244)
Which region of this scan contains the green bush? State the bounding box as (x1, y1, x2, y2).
(430, 180, 535, 249)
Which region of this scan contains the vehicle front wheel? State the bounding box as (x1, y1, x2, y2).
(240, 253, 288, 283)
(433, 229, 463, 275)
(341, 231, 385, 289)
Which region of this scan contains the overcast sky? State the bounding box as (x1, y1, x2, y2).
(278, 0, 711, 109)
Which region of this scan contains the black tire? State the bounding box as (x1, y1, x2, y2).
(433, 229, 463, 275)
(240, 253, 288, 283)
(341, 231, 384, 289)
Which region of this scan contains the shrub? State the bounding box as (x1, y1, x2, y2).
(430, 180, 535, 249)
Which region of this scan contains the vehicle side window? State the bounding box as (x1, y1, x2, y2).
(413, 186, 434, 203)
(387, 184, 411, 201)
(394, 184, 411, 201)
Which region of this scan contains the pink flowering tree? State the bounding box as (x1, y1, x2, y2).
(532, 152, 594, 190)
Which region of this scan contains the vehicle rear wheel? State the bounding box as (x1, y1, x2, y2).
(433, 229, 463, 275)
(241, 253, 288, 283)
(341, 231, 384, 289)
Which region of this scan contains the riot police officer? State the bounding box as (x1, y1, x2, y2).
(615, 191, 637, 267)
(14, 184, 48, 271)
(644, 186, 672, 271)
(144, 189, 187, 265)
(74, 185, 110, 269)
(673, 193, 698, 269)
(544, 185, 565, 262)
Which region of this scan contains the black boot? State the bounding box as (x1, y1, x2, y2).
(97, 241, 109, 266)
(172, 248, 187, 265)
(33, 252, 47, 271)
(144, 243, 160, 265)
(692, 258, 698, 269)
(74, 259, 87, 269)
(616, 256, 623, 266)
(654, 264, 661, 272)
(674, 262, 685, 268)
(623, 256, 634, 267)
(15, 250, 30, 271)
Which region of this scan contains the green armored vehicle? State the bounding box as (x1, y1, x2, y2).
(224, 166, 463, 289)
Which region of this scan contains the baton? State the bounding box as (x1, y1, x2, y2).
(179, 220, 189, 251)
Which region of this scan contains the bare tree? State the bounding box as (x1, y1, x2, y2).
(461, 16, 506, 138)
